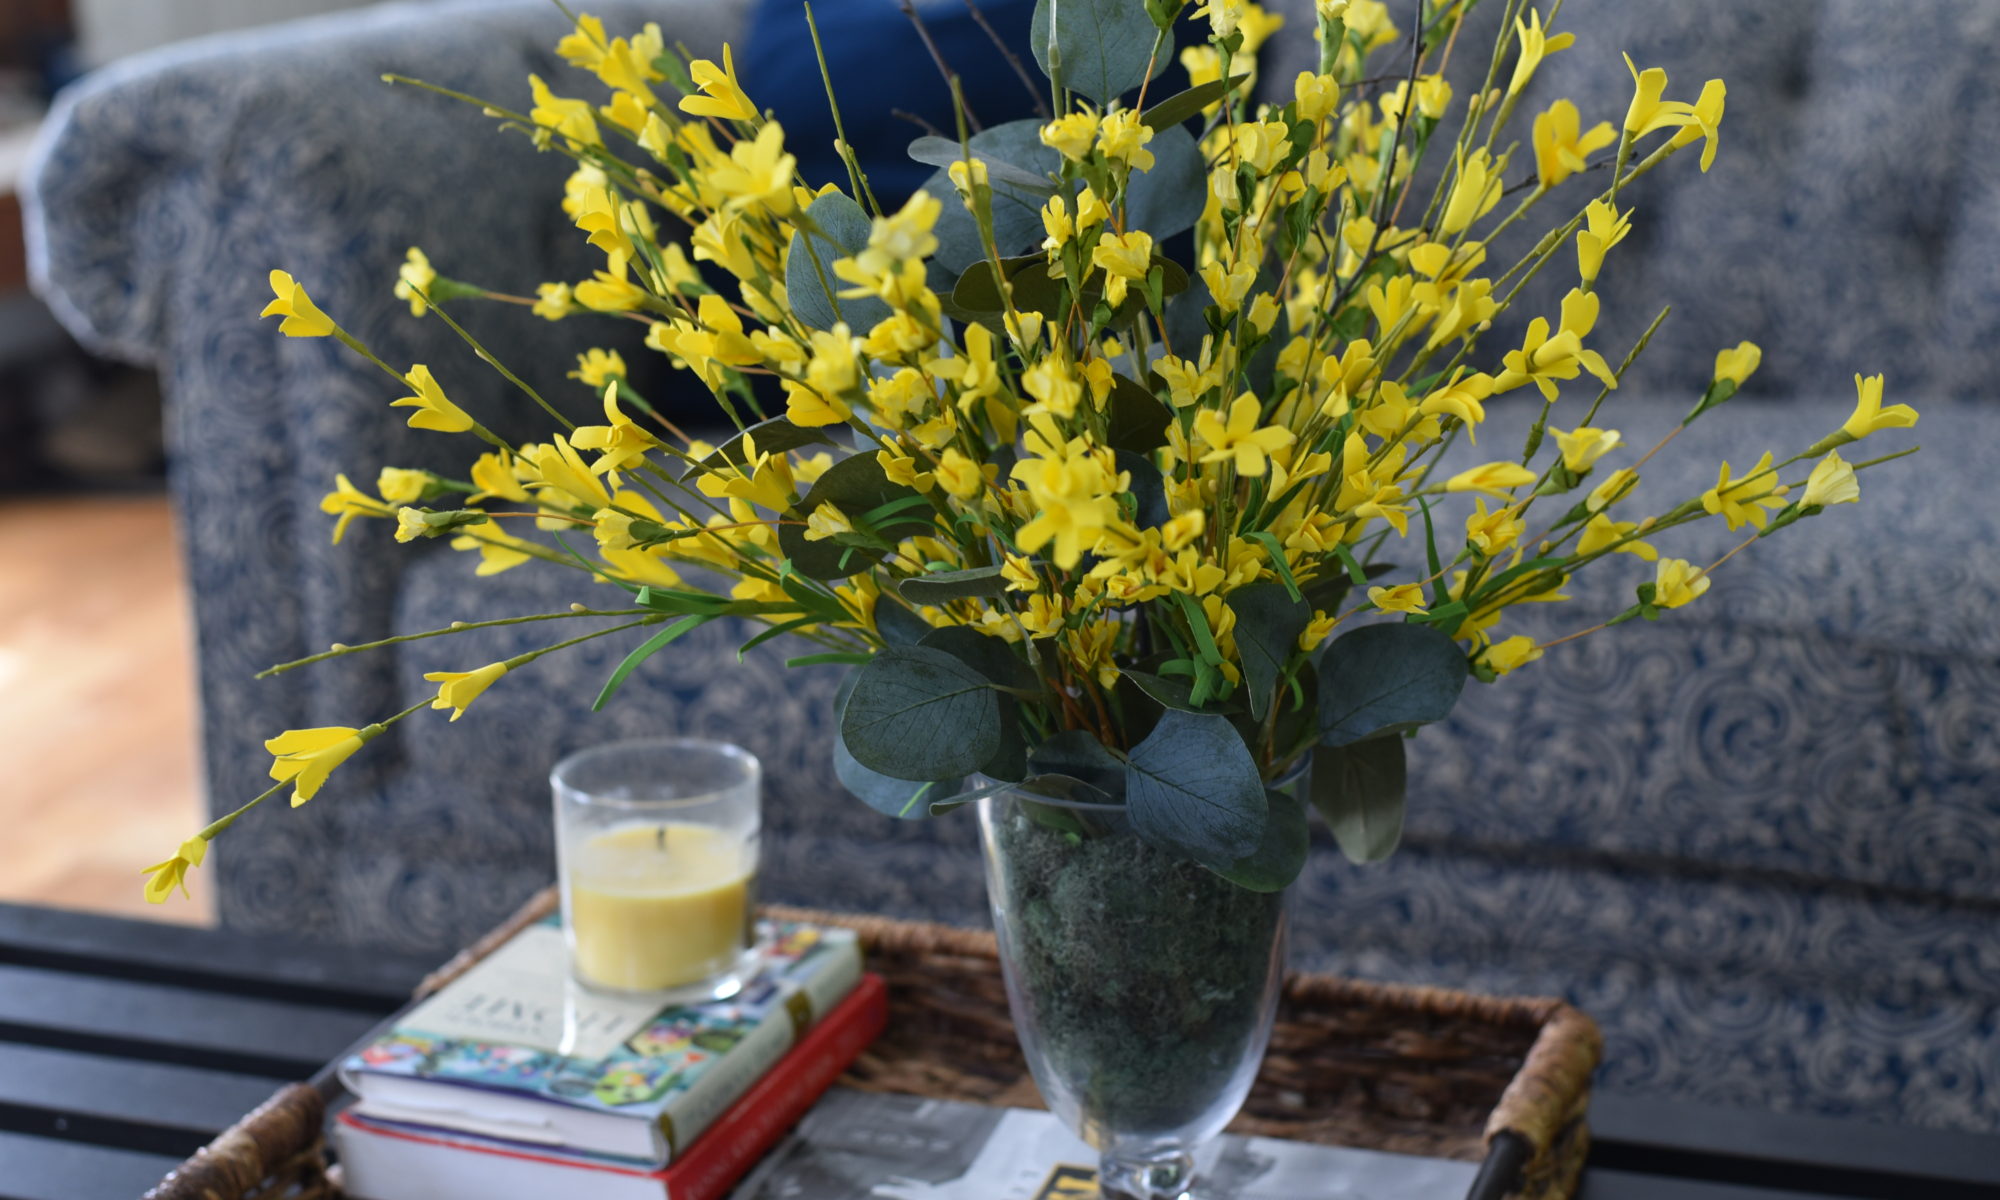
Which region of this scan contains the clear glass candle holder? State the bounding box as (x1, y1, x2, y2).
(552, 738, 763, 1002)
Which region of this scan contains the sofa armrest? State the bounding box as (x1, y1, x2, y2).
(18, 0, 751, 943)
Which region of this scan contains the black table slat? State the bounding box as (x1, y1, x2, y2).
(0, 902, 435, 1010)
(1591, 1093, 2000, 1196)
(0, 962, 382, 1077)
(0, 1042, 281, 1159)
(0, 1129, 186, 1200)
(1578, 1169, 1845, 1200)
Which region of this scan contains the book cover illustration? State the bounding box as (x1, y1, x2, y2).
(732, 1090, 1480, 1200)
(344, 920, 847, 1116)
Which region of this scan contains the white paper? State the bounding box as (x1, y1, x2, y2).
(734, 1090, 1479, 1200)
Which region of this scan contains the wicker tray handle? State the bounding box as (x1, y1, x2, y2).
(142, 1082, 329, 1200)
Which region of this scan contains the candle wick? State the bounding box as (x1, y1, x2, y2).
(656, 825, 666, 852)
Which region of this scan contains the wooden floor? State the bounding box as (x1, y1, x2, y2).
(0, 493, 212, 924)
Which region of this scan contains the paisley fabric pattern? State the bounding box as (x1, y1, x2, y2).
(22, 0, 2000, 1134)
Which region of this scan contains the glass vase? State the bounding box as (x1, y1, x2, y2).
(975, 782, 1289, 1200)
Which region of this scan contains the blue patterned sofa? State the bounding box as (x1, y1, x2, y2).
(26, 0, 2000, 1133)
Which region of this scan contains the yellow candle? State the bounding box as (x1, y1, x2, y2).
(568, 822, 755, 992)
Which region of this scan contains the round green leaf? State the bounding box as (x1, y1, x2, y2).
(1228, 583, 1311, 722)
(1310, 736, 1406, 863)
(777, 454, 934, 580)
(841, 646, 1002, 780)
(1317, 622, 1469, 746)
(1029, 0, 1170, 105)
(918, 625, 1041, 692)
(1124, 709, 1266, 866)
(1210, 784, 1310, 892)
(787, 192, 889, 333)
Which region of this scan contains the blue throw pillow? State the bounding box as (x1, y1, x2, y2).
(738, 0, 1044, 206)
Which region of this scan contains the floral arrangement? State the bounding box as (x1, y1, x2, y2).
(145, 0, 1919, 903)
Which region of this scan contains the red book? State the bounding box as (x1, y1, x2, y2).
(335, 973, 889, 1200)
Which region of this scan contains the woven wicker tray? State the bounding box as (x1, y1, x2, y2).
(146, 888, 1601, 1200)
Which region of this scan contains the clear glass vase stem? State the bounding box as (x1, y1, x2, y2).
(1098, 1147, 1196, 1199)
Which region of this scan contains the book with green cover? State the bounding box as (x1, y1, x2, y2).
(338, 918, 862, 1165)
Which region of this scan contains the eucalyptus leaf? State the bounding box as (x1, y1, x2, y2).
(1105, 373, 1172, 453)
(1317, 622, 1469, 746)
(1124, 710, 1267, 866)
(899, 565, 1009, 604)
(786, 192, 889, 333)
(777, 453, 933, 579)
(983, 699, 1030, 782)
(1123, 668, 1202, 711)
(1211, 783, 1310, 892)
(1311, 736, 1406, 863)
(874, 600, 935, 646)
(842, 646, 1003, 780)
(1115, 451, 1172, 531)
(1123, 125, 1208, 245)
(835, 732, 956, 819)
(1141, 74, 1252, 130)
(1229, 583, 1311, 722)
(906, 136, 1057, 193)
(1029, 0, 1168, 104)
(1027, 729, 1127, 798)
(918, 625, 1042, 692)
(685, 415, 835, 479)
(925, 119, 1064, 274)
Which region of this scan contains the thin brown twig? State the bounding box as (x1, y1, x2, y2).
(962, 0, 1050, 119)
(890, 107, 948, 138)
(900, 0, 982, 132)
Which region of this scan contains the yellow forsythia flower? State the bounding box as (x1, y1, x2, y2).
(1040, 113, 1097, 162)
(1483, 634, 1544, 676)
(1576, 200, 1631, 285)
(569, 348, 627, 387)
(1653, 558, 1710, 608)
(392, 365, 475, 433)
(393, 506, 431, 543)
(424, 661, 509, 722)
(1091, 231, 1155, 308)
(260, 270, 335, 337)
(1701, 452, 1789, 531)
(1577, 513, 1657, 561)
(394, 247, 436, 317)
(1299, 609, 1341, 650)
(1508, 9, 1575, 96)
(320, 474, 389, 544)
(1670, 79, 1727, 172)
(680, 45, 757, 121)
(1096, 110, 1156, 172)
(1713, 341, 1762, 386)
(1369, 583, 1429, 615)
(1194, 394, 1295, 476)
(141, 835, 207, 904)
(376, 467, 430, 505)
(1440, 148, 1503, 235)
(1802, 450, 1860, 508)
(1464, 498, 1524, 557)
(1445, 462, 1537, 496)
(1553, 425, 1621, 473)
(1840, 374, 1918, 441)
(532, 283, 576, 321)
(1295, 72, 1340, 121)
(803, 502, 853, 542)
(265, 726, 372, 806)
(529, 74, 600, 146)
(1622, 55, 1686, 137)
(936, 449, 986, 501)
(1532, 100, 1614, 190)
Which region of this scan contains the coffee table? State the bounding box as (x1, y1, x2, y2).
(3, 900, 1996, 1200)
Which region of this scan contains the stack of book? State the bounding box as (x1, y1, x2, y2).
(332, 915, 886, 1200)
